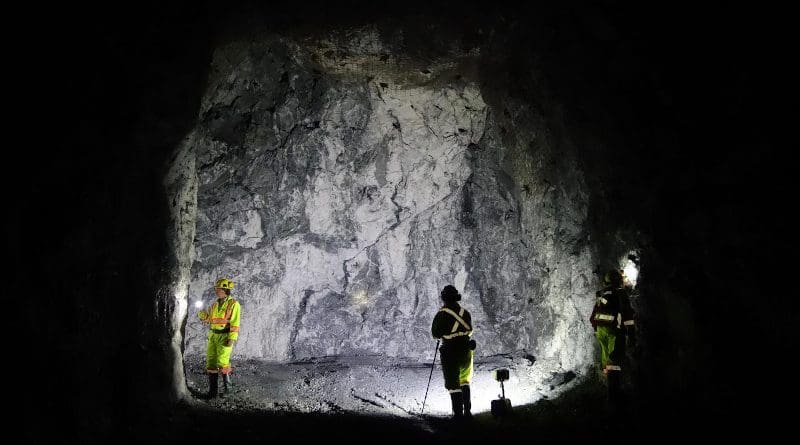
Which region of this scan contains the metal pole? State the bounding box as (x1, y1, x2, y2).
(421, 339, 440, 414)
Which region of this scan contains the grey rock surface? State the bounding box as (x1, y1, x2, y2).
(173, 28, 597, 381)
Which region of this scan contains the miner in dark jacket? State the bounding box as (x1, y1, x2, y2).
(431, 285, 476, 419)
(590, 269, 636, 408)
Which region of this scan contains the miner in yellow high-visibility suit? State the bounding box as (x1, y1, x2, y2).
(198, 278, 241, 398)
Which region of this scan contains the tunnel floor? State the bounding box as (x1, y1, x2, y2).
(183, 353, 581, 417)
(167, 359, 641, 443)
(170, 353, 649, 442)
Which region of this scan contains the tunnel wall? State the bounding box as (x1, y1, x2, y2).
(172, 29, 597, 371)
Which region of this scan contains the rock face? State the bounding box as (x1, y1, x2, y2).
(173, 28, 596, 371)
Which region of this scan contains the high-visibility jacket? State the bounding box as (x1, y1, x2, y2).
(590, 286, 635, 333)
(204, 295, 241, 341)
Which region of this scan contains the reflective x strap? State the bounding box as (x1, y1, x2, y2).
(440, 307, 472, 331)
(208, 301, 235, 324)
(624, 320, 635, 326)
(595, 314, 615, 321)
(598, 297, 608, 304)
(224, 300, 237, 320)
(442, 331, 471, 340)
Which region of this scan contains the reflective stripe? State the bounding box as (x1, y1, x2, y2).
(224, 300, 237, 320)
(442, 331, 471, 340)
(594, 314, 615, 321)
(208, 298, 236, 325)
(229, 326, 240, 332)
(448, 388, 462, 393)
(605, 364, 621, 371)
(602, 290, 613, 296)
(598, 297, 608, 304)
(440, 307, 472, 331)
(623, 320, 635, 326)
(450, 308, 463, 334)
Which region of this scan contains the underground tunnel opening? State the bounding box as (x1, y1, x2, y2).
(161, 24, 646, 423)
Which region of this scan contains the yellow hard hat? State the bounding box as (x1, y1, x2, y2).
(214, 278, 234, 290)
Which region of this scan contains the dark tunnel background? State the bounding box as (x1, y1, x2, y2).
(15, 0, 793, 442)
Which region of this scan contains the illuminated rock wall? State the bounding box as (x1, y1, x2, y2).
(175, 29, 596, 371)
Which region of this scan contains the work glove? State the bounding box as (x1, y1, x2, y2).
(469, 339, 477, 350)
(224, 339, 235, 347)
(198, 310, 208, 321)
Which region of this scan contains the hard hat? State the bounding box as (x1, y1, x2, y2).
(440, 284, 461, 302)
(603, 269, 623, 287)
(214, 278, 235, 290)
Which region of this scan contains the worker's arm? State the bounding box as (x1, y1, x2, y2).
(225, 300, 241, 346)
(431, 310, 448, 339)
(619, 289, 636, 346)
(198, 304, 210, 323)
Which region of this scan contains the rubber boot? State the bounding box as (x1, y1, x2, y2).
(222, 373, 233, 396)
(450, 391, 464, 419)
(207, 373, 219, 399)
(461, 385, 472, 419)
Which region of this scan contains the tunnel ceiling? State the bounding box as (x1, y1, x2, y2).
(168, 25, 600, 370)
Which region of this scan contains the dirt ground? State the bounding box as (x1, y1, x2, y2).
(170, 352, 646, 443)
(183, 352, 581, 416)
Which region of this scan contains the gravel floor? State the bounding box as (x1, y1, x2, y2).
(183, 351, 583, 417)
(164, 355, 647, 444)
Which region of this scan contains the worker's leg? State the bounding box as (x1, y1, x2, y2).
(205, 333, 225, 398)
(207, 372, 219, 399)
(218, 341, 234, 395)
(459, 350, 474, 418)
(449, 390, 464, 418)
(596, 326, 616, 374)
(441, 348, 463, 418)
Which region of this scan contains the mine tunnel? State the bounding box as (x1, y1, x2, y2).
(21, 1, 790, 443)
